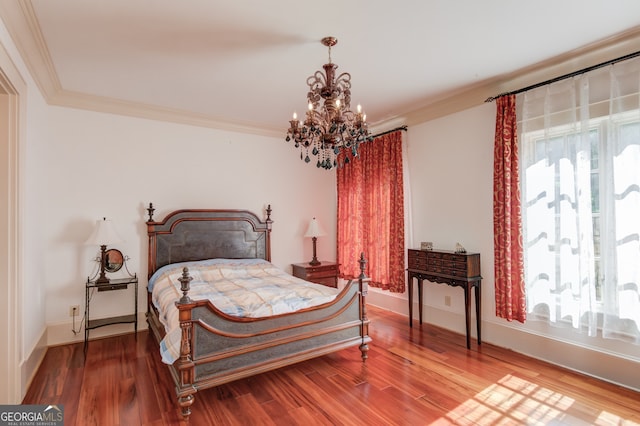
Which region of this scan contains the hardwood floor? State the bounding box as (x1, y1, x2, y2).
(23, 306, 639, 425)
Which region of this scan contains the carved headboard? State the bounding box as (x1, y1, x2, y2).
(146, 203, 272, 279)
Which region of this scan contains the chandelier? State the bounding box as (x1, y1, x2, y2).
(285, 37, 371, 169)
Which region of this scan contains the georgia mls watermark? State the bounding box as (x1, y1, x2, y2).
(0, 405, 63, 426)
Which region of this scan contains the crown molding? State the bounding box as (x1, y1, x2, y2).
(399, 26, 640, 127)
(47, 89, 284, 137)
(0, 1, 283, 138)
(0, 1, 61, 99)
(2, 2, 640, 136)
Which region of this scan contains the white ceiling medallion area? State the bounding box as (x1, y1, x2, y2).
(1, 2, 640, 137)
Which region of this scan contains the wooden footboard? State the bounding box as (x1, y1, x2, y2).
(163, 255, 371, 419)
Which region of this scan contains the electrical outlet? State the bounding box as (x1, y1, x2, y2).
(444, 296, 451, 307)
(69, 305, 80, 317)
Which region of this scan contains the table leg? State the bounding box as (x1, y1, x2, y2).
(464, 284, 471, 350)
(134, 280, 138, 335)
(84, 284, 89, 351)
(408, 273, 413, 327)
(475, 280, 481, 345)
(418, 278, 423, 324)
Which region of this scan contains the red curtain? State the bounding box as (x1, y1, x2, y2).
(336, 130, 405, 292)
(493, 95, 526, 322)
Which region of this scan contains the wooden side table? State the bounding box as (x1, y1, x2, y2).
(292, 261, 339, 288)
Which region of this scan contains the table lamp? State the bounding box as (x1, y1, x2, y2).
(304, 217, 326, 266)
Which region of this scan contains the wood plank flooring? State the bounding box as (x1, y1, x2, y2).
(23, 306, 640, 425)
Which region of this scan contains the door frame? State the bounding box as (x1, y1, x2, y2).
(0, 39, 25, 404)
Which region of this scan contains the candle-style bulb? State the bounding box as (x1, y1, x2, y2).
(293, 112, 297, 120)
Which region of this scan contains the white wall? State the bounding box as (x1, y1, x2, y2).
(407, 103, 496, 319)
(41, 106, 337, 340)
(370, 103, 640, 391)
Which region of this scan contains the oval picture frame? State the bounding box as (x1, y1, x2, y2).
(104, 248, 124, 273)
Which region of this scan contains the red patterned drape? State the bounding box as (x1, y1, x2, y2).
(493, 95, 526, 322)
(336, 130, 405, 292)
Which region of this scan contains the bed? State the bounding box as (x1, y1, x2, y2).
(145, 203, 371, 420)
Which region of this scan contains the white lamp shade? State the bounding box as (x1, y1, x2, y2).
(304, 217, 326, 238)
(85, 218, 124, 246)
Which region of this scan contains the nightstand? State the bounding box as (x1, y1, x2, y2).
(84, 275, 138, 348)
(292, 261, 339, 288)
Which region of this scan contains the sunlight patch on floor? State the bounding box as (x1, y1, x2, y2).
(433, 374, 638, 425)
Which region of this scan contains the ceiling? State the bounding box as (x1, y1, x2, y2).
(2, 1, 640, 137)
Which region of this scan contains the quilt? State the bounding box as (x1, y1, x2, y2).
(148, 258, 339, 364)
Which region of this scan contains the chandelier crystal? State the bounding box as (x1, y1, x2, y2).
(285, 37, 371, 169)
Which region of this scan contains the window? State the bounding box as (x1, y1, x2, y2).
(518, 62, 640, 344)
(524, 124, 602, 301)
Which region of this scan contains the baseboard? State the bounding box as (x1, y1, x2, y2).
(367, 288, 640, 392)
(46, 312, 149, 347)
(20, 327, 47, 400)
(481, 319, 640, 392)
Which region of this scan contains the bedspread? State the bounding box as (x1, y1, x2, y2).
(148, 258, 339, 364)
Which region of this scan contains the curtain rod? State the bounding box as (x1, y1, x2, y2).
(371, 125, 408, 139)
(484, 50, 640, 103)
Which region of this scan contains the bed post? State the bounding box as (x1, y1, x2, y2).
(265, 204, 273, 262)
(176, 268, 197, 419)
(357, 252, 370, 361)
(146, 203, 158, 281)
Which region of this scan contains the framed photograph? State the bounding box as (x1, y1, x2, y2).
(420, 241, 433, 251)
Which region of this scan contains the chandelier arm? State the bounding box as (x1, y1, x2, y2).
(308, 110, 324, 124)
(341, 110, 357, 120)
(307, 71, 328, 90)
(334, 72, 352, 86)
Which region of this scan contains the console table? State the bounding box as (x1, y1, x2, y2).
(407, 249, 481, 349)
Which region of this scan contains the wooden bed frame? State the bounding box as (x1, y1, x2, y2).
(145, 203, 371, 420)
